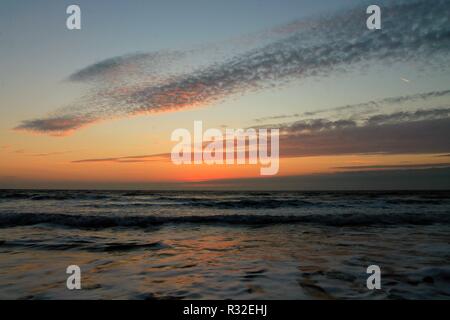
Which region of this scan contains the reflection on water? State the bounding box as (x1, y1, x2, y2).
(1, 223, 449, 299)
(1, 190, 449, 299)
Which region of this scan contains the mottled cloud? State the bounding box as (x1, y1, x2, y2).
(254, 90, 450, 123)
(67, 52, 186, 83)
(15, 115, 95, 135)
(14, 0, 450, 135)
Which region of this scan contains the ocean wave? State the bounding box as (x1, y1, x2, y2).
(385, 199, 445, 205)
(1, 190, 449, 208)
(0, 191, 318, 208)
(185, 198, 316, 209)
(0, 190, 111, 201)
(82, 198, 318, 209)
(0, 211, 449, 229)
(0, 238, 168, 252)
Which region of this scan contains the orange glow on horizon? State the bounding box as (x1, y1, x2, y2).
(1, 143, 449, 187)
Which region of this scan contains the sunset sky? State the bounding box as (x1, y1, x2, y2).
(1, 0, 450, 189)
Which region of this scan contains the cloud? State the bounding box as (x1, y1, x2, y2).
(71, 107, 450, 163)
(66, 23, 306, 85)
(285, 118, 357, 133)
(15, 115, 96, 135)
(253, 104, 450, 159)
(31, 151, 71, 157)
(254, 114, 301, 123)
(277, 106, 450, 132)
(279, 117, 450, 158)
(366, 107, 450, 125)
(15, 0, 450, 135)
(67, 52, 186, 83)
(72, 153, 169, 163)
(333, 163, 450, 170)
(254, 90, 450, 123)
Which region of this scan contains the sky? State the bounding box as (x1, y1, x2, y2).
(0, 0, 450, 190)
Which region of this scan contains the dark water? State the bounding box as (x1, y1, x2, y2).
(0, 190, 449, 299)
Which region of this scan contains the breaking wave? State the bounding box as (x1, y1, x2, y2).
(0, 211, 449, 229)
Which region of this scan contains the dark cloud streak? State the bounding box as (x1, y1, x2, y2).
(333, 163, 450, 170)
(72, 153, 169, 163)
(280, 117, 450, 158)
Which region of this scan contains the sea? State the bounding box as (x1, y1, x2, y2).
(0, 190, 449, 299)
